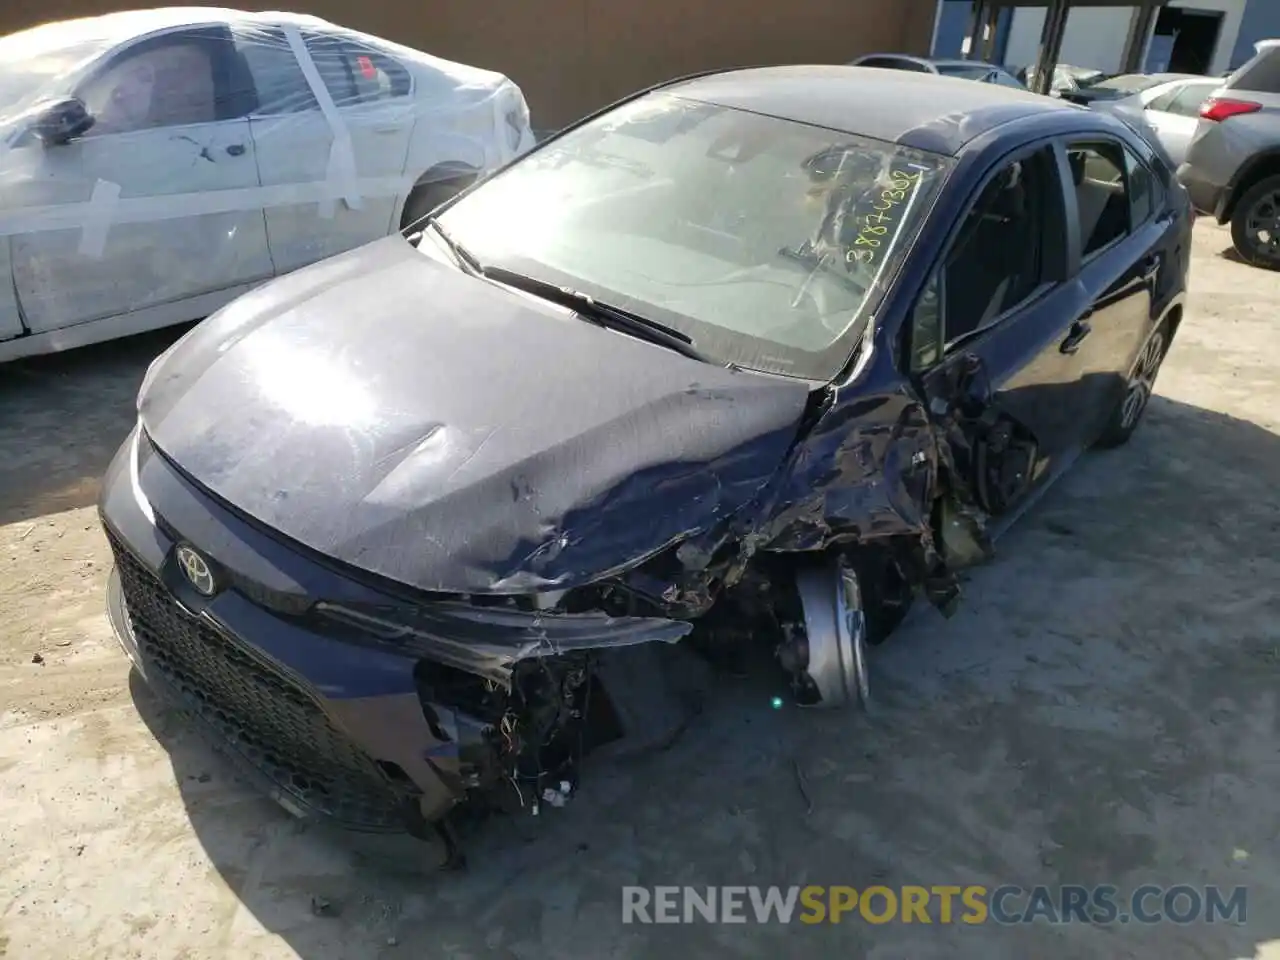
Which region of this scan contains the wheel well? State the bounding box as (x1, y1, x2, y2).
(1163, 304, 1183, 341)
(399, 164, 479, 229)
(1222, 153, 1280, 223)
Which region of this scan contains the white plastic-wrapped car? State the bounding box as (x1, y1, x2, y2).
(0, 8, 535, 361)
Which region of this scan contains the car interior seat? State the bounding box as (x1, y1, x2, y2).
(943, 163, 1035, 341)
(1071, 149, 1129, 255)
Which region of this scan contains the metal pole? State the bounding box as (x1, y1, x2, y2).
(1032, 0, 1069, 95)
(963, 0, 990, 60)
(980, 4, 1001, 62)
(1120, 1, 1160, 74)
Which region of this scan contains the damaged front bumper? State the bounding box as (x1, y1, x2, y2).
(101, 425, 691, 837)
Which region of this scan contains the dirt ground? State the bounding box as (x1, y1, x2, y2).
(1, 220, 1277, 960)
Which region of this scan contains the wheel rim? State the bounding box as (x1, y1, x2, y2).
(835, 562, 870, 708)
(1120, 330, 1165, 430)
(1243, 189, 1280, 258)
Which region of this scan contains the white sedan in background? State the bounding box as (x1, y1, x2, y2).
(1080, 74, 1222, 166)
(0, 8, 535, 362)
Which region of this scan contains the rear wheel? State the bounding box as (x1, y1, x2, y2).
(1229, 174, 1280, 270)
(1095, 323, 1168, 449)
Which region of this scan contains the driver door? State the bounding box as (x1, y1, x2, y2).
(8, 26, 272, 334)
(907, 144, 1101, 518)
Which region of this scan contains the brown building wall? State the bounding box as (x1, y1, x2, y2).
(2, 0, 939, 129)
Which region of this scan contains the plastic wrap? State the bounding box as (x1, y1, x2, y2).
(0, 9, 535, 362)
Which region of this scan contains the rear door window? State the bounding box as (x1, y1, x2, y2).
(304, 34, 411, 106)
(235, 27, 314, 115)
(1065, 142, 1132, 260)
(1123, 148, 1155, 226)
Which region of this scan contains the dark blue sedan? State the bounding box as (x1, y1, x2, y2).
(100, 65, 1193, 859)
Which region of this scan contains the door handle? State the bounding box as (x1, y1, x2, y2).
(1059, 318, 1092, 355)
(226, 143, 246, 157)
(372, 124, 401, 135)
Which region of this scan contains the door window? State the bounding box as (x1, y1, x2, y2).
(909, 147, 1061, 370)
(78, 34, 220, 135)
(305, 35, 411, 107)
(1123, 147, 1155, 226)
(1065, 142, 1130, 259)
(236, 28, 315, 115)
(237, 30, 412, 114)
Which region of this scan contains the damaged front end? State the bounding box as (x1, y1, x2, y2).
(101, 239, 1032, 861)
(311, 595, 703, 815)
(103, 365, 1011, 866)
(327, 373, 1008, 833)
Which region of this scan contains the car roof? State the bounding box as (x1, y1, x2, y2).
(665, 64, 1080, 157)
(5, 7, 333, 48)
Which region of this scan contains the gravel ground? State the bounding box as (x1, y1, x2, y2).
(0, 220, 1277, 960)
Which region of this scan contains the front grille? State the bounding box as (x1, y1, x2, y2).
(107, 532, 413, 830)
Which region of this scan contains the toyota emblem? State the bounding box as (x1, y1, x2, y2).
(175, 544, 217, 597)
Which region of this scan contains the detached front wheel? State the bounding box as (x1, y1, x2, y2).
(1230, 174, 1280, 271)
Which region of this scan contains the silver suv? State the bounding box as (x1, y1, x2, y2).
(1179, 39, 1280, 269)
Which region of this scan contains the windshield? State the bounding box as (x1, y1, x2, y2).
(937, 63, 997, 81)
(1048, 65, 1105, 90)
(435, 93, 952, 379)
(0, 32, 111, 118)
(1086, 73, 1165, 96)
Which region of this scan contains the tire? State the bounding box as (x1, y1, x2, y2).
(1229, 174, 1280, 271)
(1095, 321, 1169, 449)
(399, 174, 477, 232)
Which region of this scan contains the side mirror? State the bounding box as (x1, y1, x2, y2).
(30, 97, 94, 146)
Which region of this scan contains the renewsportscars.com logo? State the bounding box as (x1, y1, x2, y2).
(621, 885, 1249, 926)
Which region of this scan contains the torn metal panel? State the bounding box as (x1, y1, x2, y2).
(313, 599, 692, 686)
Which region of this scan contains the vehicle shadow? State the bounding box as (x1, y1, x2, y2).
(129, 392, 1280, 959)
(0, 326, 189, 527)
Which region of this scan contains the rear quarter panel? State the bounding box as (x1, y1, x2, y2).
(402, 67, 517, 187)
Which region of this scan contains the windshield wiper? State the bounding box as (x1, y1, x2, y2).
(425, 218, 483, 276)
(423, 223, 721, 366)
(479, 265, 722, 366)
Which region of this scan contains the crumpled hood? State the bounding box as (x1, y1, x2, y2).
(140, 237, 811, 593)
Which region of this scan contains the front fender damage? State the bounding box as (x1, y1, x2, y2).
(370, 373, 1008, 845)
